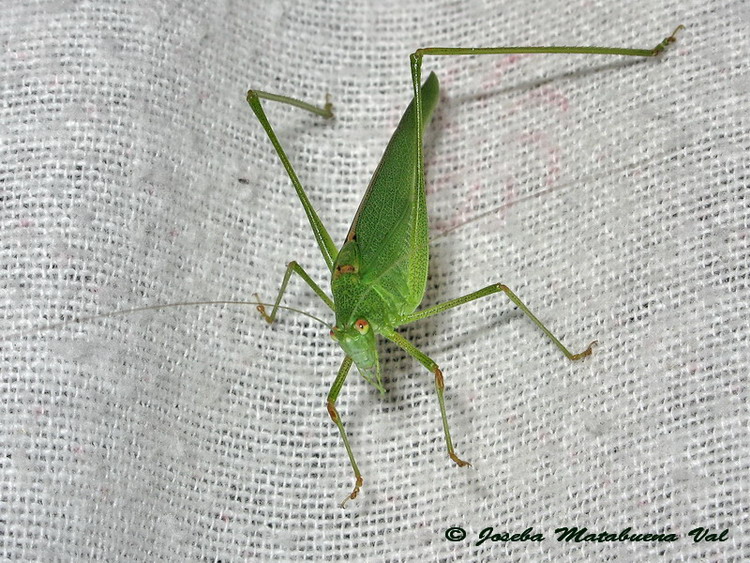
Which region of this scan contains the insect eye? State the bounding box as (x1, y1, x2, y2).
(354, 319, 369, 334)
(329, 327, 338, 341)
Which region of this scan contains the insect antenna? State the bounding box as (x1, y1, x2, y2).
(3, 300, 332, 341)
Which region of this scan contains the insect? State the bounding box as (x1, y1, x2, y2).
(246, 27, 683, 505)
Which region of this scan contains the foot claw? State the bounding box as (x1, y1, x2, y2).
(449, 451, 471, 468)
(254, 293, 272, 323)
(570, 340, 598, 361)
(339, 476, 363, 508)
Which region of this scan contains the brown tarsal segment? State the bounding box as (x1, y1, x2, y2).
(569, 341, 597, 360)
(341, 476, 363, 507)
(450, 451, 471, 467)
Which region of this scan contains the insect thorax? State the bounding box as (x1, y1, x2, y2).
(331, 240, 399, 330)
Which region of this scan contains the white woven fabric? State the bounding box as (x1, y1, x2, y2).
(2, 0, 748, 560)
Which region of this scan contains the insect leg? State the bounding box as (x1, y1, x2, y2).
(379, 327, 471, 468)
(249, 90, 333, 119)
(246, 90, 339, 271)
(326, 356, 364, 507)
(397, 284, 596, 361)
(411, 26, 683, 68)
(256, 261, 333, 324)
(407, 28, 684, 255)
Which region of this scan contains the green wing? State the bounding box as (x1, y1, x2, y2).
(344, 72, 440, 316)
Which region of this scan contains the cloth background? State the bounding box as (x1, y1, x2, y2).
(2, 0, 748, 560)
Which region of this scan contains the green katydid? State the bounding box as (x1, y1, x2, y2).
(5, 28, 684, 508)
(246, 27, 683, 505)
(247, 26, 685, 505)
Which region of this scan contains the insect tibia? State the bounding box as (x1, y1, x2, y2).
(432, 366, 471, 467)
(411, 26, 684, 63)
(247, 89, 334, 119)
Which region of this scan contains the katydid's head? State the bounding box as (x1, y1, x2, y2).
(330, 319, 384, 394)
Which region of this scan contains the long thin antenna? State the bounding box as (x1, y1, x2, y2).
(3, 300, 332, 340)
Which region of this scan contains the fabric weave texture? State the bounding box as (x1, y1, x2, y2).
(2, 1, 747, 560)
